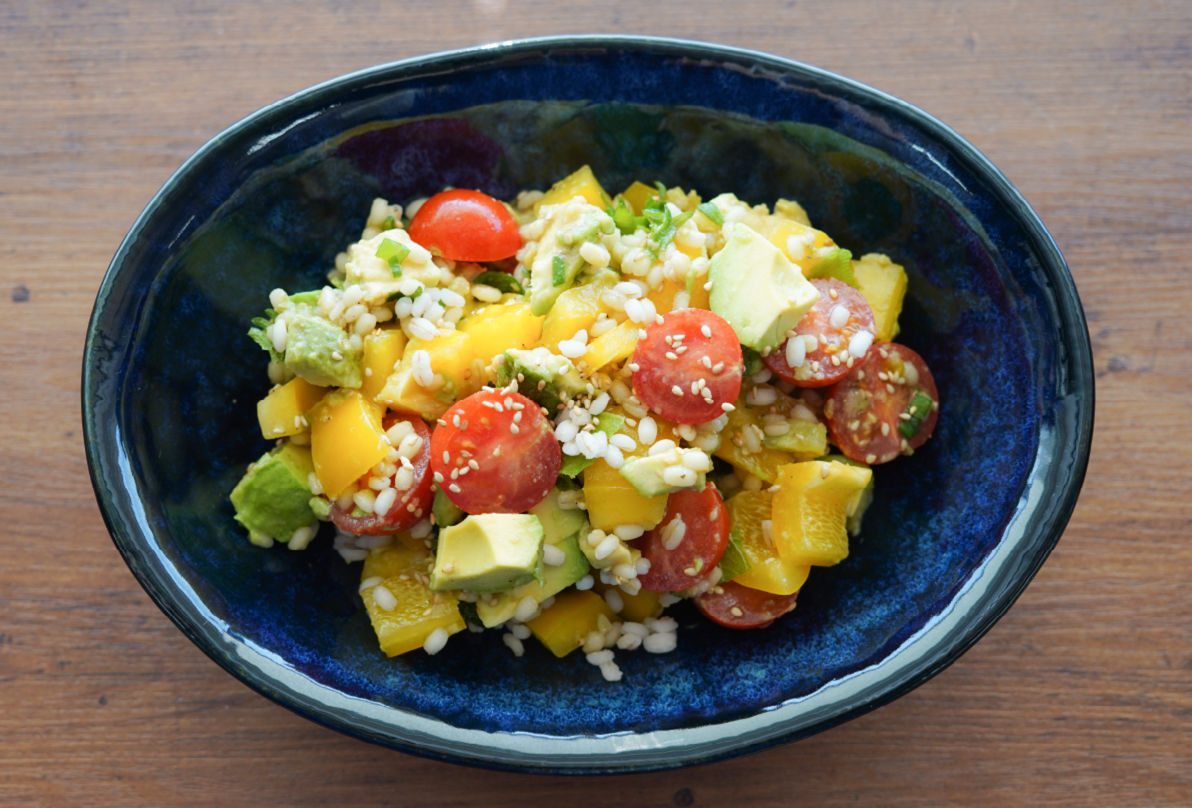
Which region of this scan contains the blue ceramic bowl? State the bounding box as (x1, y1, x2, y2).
(83, 36, 1093, 772)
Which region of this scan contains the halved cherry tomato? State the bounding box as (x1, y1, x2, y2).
(407, 189, 522, 262)
(824, 342, 939, 464)
(429, 388, 561, 514)
(765, 278, 875, 388)
(694, 581, 799, 629)
(637, 482, 730, 592)
(632, 309, 743, 424)
(330, 415, 433, 535)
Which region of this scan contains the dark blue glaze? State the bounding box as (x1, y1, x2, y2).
(83, 36, 1093, 772)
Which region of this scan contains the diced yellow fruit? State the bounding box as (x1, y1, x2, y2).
(527, 589, 616, 658)
(536, 165, 609, 212)
(725, 490, 811, 595)
(376, 330, 482, 420)
(765, 217, 835, 269)
(580, 320, 638, 374)
(539, 278, 617, 350)
(852, 253, 908, 342)
(620, 180, 656, 214)
(582, 458, 669, 531)
(607, 584, 663, 622)
(360, 542, 466, 657)
(771, 460, 873, 567)
(460, 300, 544, 364)
(256, 376, 325, 440)
(712, 405, 800, 483)
(645, 274, 711, 314)
(360, 327, 407, 400)
(309, 389, 389, 498)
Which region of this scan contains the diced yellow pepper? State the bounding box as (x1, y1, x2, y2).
(765, 217, 835, 269)
(579, 320, 638, 374)
(852, 253, 908, 342)
(645, 274, 711, 314)
(610, 584, 662, 622)
(535, 164, 609, 212)
(538, 278, 618, 351)
(360, 327, 407, 400)
(725, 489, 811, 595)
(620, 180, 656, 214)
(256, 376, 325, 440)
(376, 330, 481, 420)
(712, 405, 800, 483)
(771, 460, 873, 567)
(309, 389, 389, 498)
(527, 589, 616, 658)
(582, 458, 669, 532)
(360, 541, 466, 657)
(460, 300, 544, 364)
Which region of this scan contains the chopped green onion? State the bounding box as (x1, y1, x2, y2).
(898, 391, 935, 439)
(697, 201, 724, 226)
(740, 346, 763, 377)
(376, 237, 409, 275)
(551, 255, 567, 286)
(380, 215, 396, 231)
(473, 270, 524, 295)
(608, 197, 641, 235)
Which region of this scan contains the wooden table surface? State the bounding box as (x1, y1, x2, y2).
(3, 1, 1189, 805)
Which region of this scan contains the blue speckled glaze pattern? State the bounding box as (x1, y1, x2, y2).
(83, 37, 1093, 772)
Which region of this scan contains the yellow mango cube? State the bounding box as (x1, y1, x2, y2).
(645, 275, 711, 314)
(360, 327, 406, 400)
(619, 180, 657, 214)
(460, 300, 544, 364)
(360, 542, 466, 657)
(539, 278, 617, 351)
(852, 253, 908, 342)
(725, 489, 811, 595)
(527, 589, 616, 658)
(256, 376, 325, 440)
(536, 165, 609, 212)
(376, 330, 481, 420)
(771, 460, 873, 567)
(582, 458, 668, 532)
(309, 389, 389, 498)
(579, 320, 638, 375)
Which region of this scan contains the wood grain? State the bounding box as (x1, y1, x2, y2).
(2, 1, 1189, 805)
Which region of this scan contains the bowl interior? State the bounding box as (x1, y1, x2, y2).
(84, 38, 1092, 771)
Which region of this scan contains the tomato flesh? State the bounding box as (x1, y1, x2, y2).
(429, 388, 561, 514)
(765, 278, 875, 388)
(329, 415, 434, 535)
(694, 581, 799, 629)
(407, 189, 522, 263)
(637, 482, 730, 592)
(824, 342, 939, 464)
(632, 309, 743, 424)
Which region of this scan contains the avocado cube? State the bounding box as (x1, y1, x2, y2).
(430, 513, 545, 593)
(283, 310, 363, 388)
(230, 442, 317, 543)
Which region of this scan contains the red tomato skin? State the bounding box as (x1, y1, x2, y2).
(765, 278, 876, 388)
(329, 416, 434, 535)
(429, 388, 561, 514)
(632, 309, 744, 424)
(824, 342, 939, 465)
(638, 482, 731, 592)
(407, 189, 522, 263)
(694, 581, 799, 629)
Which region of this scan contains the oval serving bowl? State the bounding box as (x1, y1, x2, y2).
(83, 35, 1093, 772)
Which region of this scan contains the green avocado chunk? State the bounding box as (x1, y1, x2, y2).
(475, 489, 591, 627)
(527, 199, 615, 315)
(709, 222, 820, 352)
(492, 347, 587, 413)
(429, 513, 545, 593)
(283, 309, 363, 388)
(230, 442, 317, 545)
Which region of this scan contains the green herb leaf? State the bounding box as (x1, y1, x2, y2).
(898, 390, 936, 439)
(376, 237, 409, 276)
(473, 270, 524, 296)
(717, 528, 753, 583)
(697, 201, 724, 226)
(551, 254, 567, 286)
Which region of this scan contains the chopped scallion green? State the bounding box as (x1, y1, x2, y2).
(473, 270, 524, 295)
(697, 201, 724, 226)
(375, 237, 409, 276)
(898, 391, 936, 439)
(551, 255, 567, 286)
